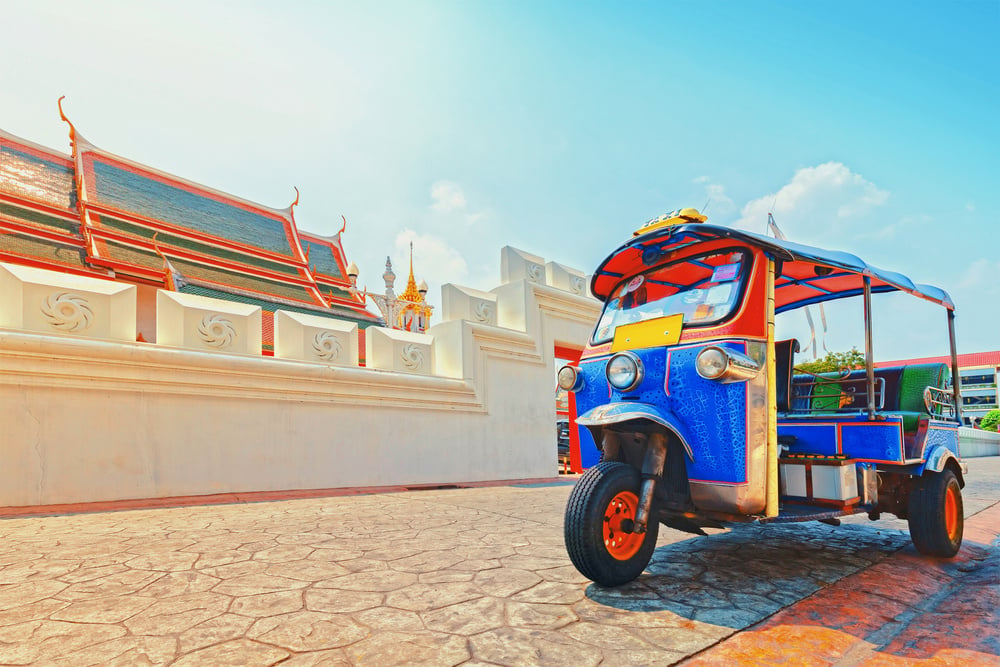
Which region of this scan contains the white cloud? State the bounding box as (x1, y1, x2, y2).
(859, 213, 928, 241)
(734, 162, 889, 241)
(428, 179, 493, 231)
(430, 180, 467, 213)
(393, 228, 469, 296)
(704, 183, 736, 216)
(959, 258, 1000, 292)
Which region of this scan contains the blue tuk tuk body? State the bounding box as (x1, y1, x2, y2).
(560, 214, 965, 586)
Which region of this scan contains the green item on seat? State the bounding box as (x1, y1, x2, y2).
(883, 363, 951, 433)
(899, 364, 949, 412)
(811, 381, 842, 412)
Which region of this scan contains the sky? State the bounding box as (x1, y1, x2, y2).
(2, 1, 997, 360)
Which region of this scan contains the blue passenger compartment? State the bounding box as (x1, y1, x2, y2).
(787, 363, 951, 433)
(778, 414, 905, 464)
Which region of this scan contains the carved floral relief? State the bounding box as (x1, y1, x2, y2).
(197, 314, 237, 348)
(40, 292, 94, 333)
(312, 331, 343, 362)
(401, 343, 425, 371)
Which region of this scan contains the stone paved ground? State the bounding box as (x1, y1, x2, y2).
(0, 457, 996, 666)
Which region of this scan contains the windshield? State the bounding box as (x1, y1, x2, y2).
(592, 249, 750, 344)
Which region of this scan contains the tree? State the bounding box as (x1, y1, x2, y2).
(980, 409, 1000, 432)
(794, 348, 866, 375)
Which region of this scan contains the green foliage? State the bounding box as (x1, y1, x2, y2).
(794, 348, 867, 375)
(980, 409, 1000, 432)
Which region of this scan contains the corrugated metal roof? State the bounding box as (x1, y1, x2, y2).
(875, 350, 1000, 370)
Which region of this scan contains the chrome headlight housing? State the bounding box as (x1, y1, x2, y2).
(695, 346, 761, 383)
(557, 365, 585, 392)
(606, 352, 644, 392)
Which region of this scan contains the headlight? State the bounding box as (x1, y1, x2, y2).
(695, 347, 728, 379)
(606, 352, 643, 392)
(557, 365, 584, 392)
(695, 346, 761, 383)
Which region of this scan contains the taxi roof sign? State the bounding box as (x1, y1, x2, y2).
(633, 207, 707, 237)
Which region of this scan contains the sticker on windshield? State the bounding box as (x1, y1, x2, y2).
(711, 263, 740, 283)
(625, 275, 644, 293)
(681, 289, 704, 304)
(706, 283, 733, 305)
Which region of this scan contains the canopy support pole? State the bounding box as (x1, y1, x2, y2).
(863, 276, 876, 421)
(766, 259, 778, 518)
(948, 309, 963, 424)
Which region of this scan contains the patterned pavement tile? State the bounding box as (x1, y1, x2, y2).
(0, 456, 994, 665)
(171, 638, 289, 667)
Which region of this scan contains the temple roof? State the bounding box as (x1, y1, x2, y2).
(77, 134, 306, 259)
(299, 229, 347, 283)
(0, 128, 76, 211)
(0, 107, 381, 331)
(0, 129, 106, 277)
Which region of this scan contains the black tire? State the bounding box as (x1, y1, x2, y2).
(564, 461, 658, 586)
(907, 469, 963, 557)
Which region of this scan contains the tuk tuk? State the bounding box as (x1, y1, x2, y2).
(559, 209, 966, 587)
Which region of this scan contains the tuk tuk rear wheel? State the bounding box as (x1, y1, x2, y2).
(564, 461, 658, 587)
(907, 469, 963, 557)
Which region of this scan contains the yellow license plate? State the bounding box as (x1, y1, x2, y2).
(611, 314, 683, 352)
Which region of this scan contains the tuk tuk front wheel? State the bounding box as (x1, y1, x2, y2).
(564, 461, 659, 587)
(907, 469, 963, 558)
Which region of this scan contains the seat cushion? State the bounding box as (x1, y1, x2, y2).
(899, 364, 950, 413)
(885, 411, 925, 433)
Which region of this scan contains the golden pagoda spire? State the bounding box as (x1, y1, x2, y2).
(400, 241, 422, 303)
(396, 241, 433, 332)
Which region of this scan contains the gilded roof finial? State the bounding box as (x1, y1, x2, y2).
(400, 241, 423, 304)
(338, 215, 347, 236)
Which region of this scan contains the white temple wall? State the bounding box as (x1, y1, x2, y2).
(0, 253, 601, 508)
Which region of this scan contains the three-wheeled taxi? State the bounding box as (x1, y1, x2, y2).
(560, 209, 966, 587)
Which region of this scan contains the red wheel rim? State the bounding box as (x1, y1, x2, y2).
(603, 490, 643, 560)
(944, 484, 959, 541)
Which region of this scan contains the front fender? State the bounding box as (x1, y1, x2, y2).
(577, 402, 694, 461)
(920, 446, 967, 486)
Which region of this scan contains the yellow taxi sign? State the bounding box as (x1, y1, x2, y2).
(611, 314, 684, 352)
(633, 207, 707, 237)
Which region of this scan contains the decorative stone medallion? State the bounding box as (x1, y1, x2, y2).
(40, 292, 94, 333)
(197, 314, 237, 348)
(526, 262, 544, 283)
(312, 331, 343, 362)
(401, 343, 425, 371)
(473, 300, 494, 324)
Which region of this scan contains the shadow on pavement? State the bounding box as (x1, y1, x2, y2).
(585, 521, 911, 629)
(585, 516, 999, 663)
